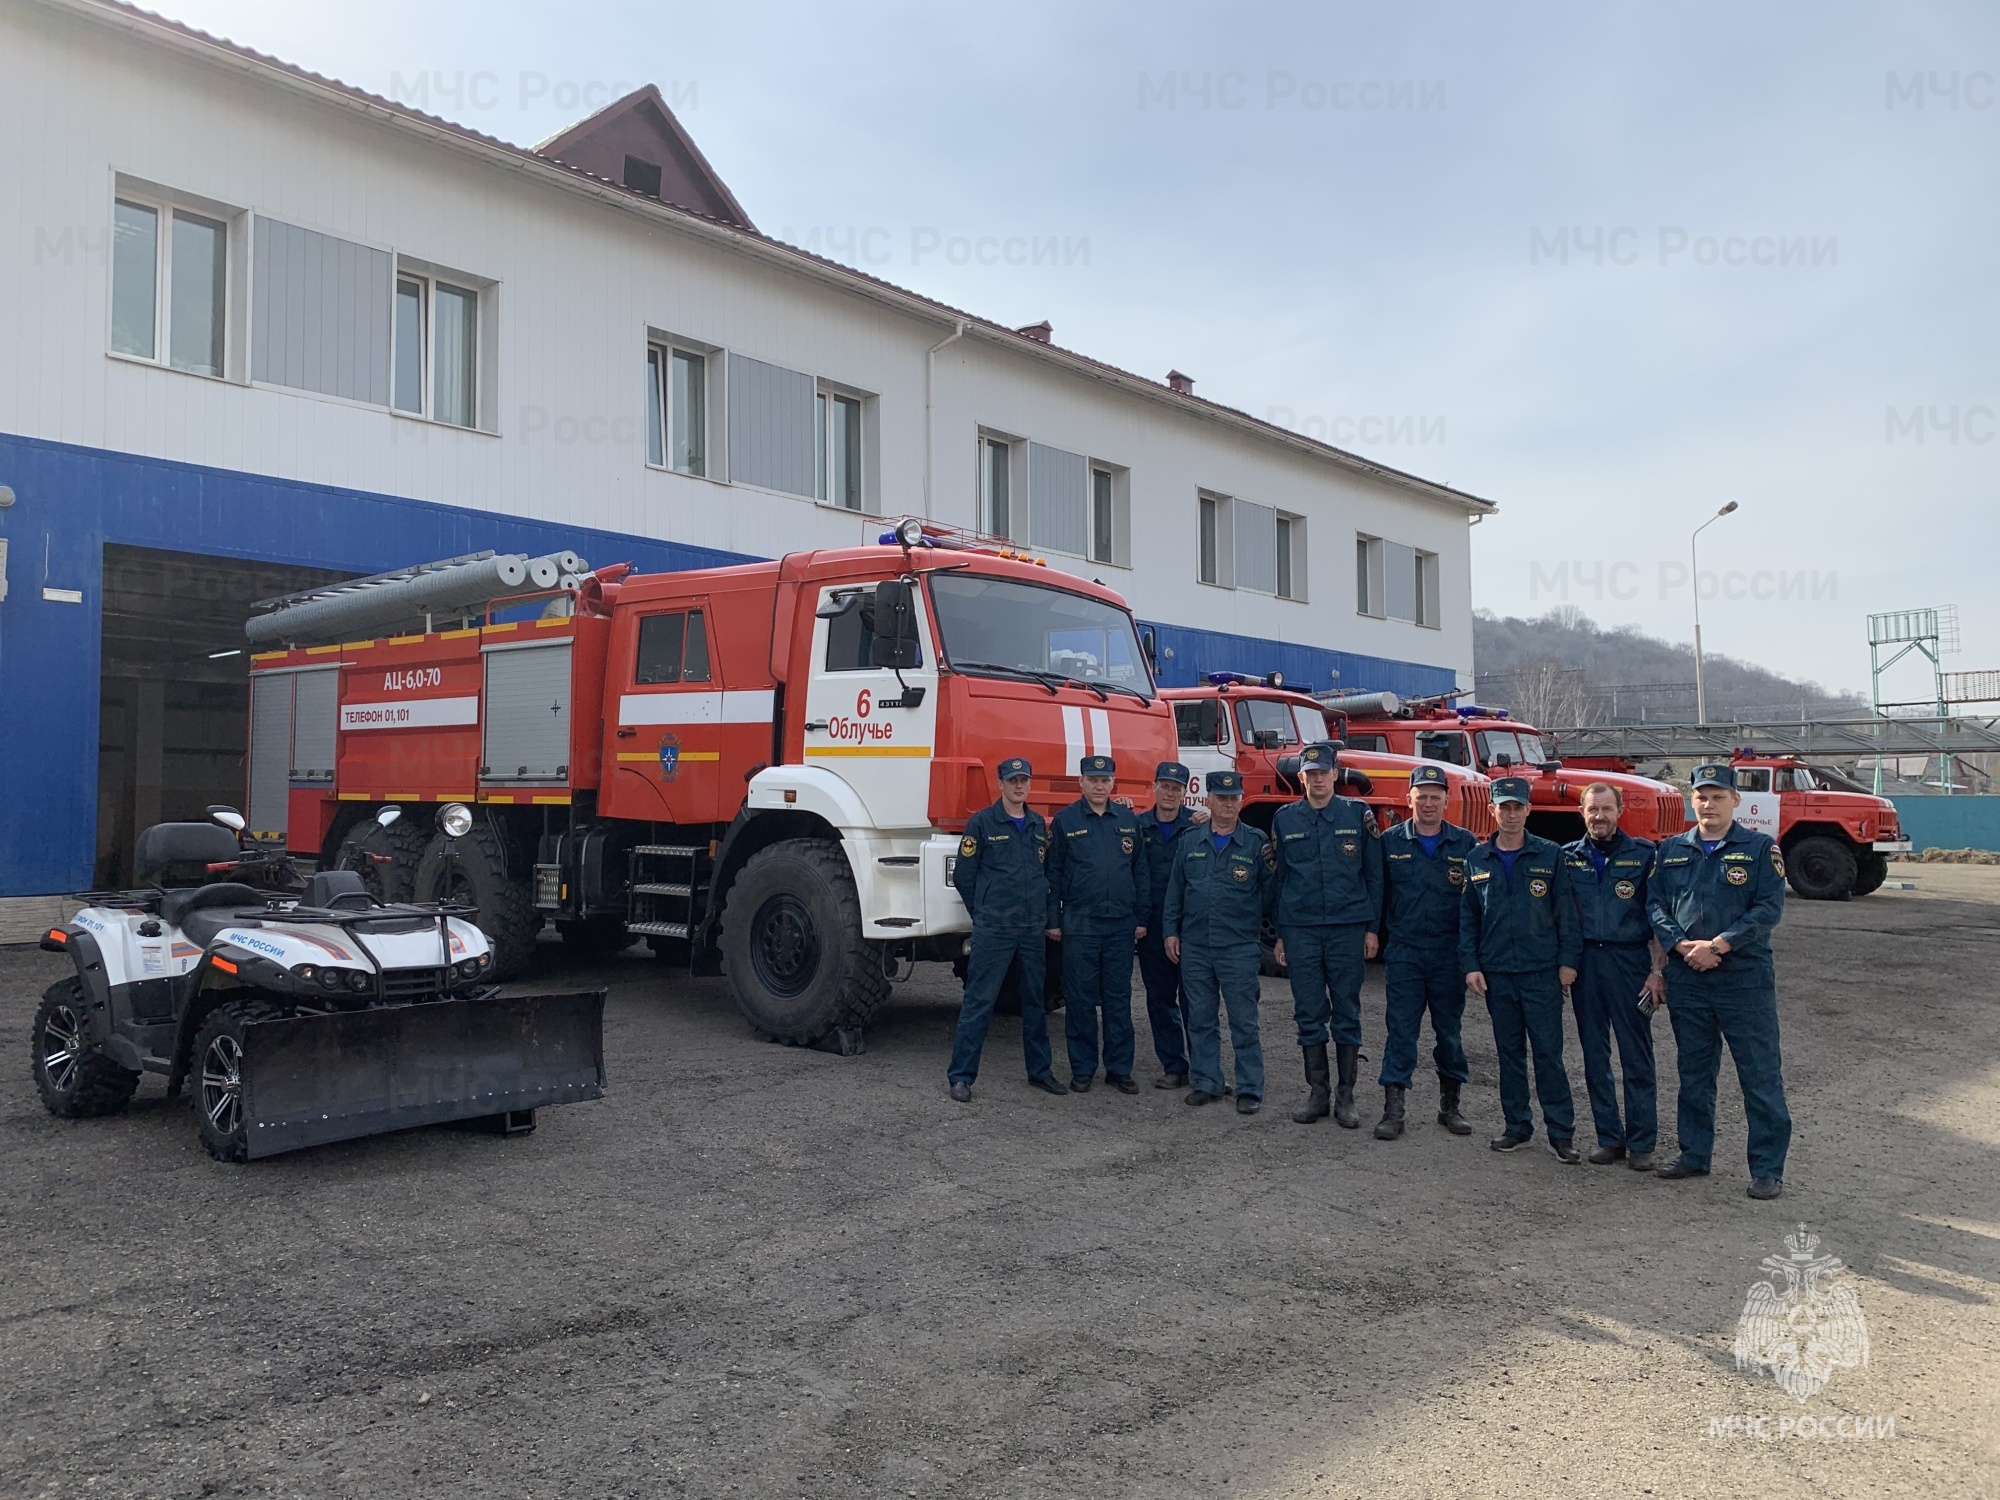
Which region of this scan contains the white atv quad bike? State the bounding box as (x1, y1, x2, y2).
(33, 805, 605, 1162)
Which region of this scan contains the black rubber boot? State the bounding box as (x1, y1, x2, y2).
(1290, 1043, 1331, 1124)
(1437, 1075, 1472, 1136)
(1373, 1084, 1406, 1140)
(1332, 1044, 1361, 1129)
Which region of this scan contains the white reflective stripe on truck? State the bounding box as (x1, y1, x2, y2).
(618, 690, 775, 726)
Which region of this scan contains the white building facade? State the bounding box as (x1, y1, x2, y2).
(0, 0, 1493, 894)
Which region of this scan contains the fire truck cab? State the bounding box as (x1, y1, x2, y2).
(242, 522, 1179, 1052)
(1162, 676, 1494, 837)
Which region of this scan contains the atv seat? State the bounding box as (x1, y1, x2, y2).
(135, 822, 242, 888)
(161, 884, 268, 949)
(300, 870, 375, 911)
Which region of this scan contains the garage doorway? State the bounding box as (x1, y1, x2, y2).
(95, 545, 353, 887)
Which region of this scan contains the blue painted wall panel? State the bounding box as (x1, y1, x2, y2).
(1891, 796, 2000, 853)
(0, 431, 1460, 895)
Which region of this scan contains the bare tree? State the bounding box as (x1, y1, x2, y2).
(1500, 659, 1599, 727)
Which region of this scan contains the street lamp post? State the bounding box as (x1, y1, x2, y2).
(1691, 500, 1739, 725)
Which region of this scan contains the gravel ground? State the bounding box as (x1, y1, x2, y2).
(2, 871, 1996, 1499)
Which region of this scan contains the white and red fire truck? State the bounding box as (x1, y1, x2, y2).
(241, 521, 1178, 1051)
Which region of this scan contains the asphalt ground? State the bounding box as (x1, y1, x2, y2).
(3, 871, 1996, 1500)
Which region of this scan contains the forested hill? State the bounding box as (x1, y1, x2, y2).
(1471, 607, 1868, 725)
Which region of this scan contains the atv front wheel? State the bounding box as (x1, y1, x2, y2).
(192, 1002, 261, 1163)
(32, 979, 139, 1118)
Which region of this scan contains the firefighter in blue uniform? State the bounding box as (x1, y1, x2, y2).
(1046, 754, 1149, 1094)
(1271, 742, 1384, 1129)
(947, 757, 1067, 1102)
(1648, 763, 1792, 1200)
(1375, 764, 1478, 1139)
(1563, 783, 1667, 1170)
(1162, 770, 1274, 1113)
(1135, 761, 1199, 1088)
(1460, 776, 1583, 1162)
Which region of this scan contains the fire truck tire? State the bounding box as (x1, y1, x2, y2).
(558, 916, 637, 955)
(334, 815, 429, 904)
(1851, 850, 1889, 898)
(413, 824, 543, 978)
(32, 979, 140, 1118)
(1785, 836, 1856, 902)
(719, 839, 889, 1046)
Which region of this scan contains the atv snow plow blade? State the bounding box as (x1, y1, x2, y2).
(234, 989, 606, 1159)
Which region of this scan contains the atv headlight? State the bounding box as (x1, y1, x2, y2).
(455, 958, 482, 980)
(345, 969, 374, 994)
(318, 968, 347, 992)
(291, 963, 319, 986)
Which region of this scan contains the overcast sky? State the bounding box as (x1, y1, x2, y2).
(157, 0, 1996, 699)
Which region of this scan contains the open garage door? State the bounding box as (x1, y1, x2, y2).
(95, 545, 353, 886)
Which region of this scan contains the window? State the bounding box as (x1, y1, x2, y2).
(648, 344, 709, 475)
(1090, 467, 1114, 563)
(623, 155, 663, 198)
(635, 610, 712, 684)
(110, 194, 229, 377)
(1735, 767, 1772, 793)
(983, 436, 1014, 538)
(1234, 698, 1302, 749)
(1474, 729, 1552, 769)
(929, 573, 1153, 695)
(1199, 495, 1221, 584)
(818, 391, 863, 510)
(1415, 549, 1440, 628)
(1357, 535, 1382, 616)
(1276, 514, 1306, 600)
(1346, 732, 1391, 753)
(821, 588, 921, 670)
(1174, 698, 1226, 747)
(1415, 729, 1471, 765)
(391, 267, 481, 427)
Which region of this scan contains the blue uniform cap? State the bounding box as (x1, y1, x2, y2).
(1692, 763, 1737, 789)
(1490, 776, 1533, 805)
(1409, 764, 1450, 789)
(996, 756, 1033, 782)
(1079, 754, 1116, 777)
(1153, 761, 1190, 785)
(1298, 741, 1341, 770)
(1207, 770, 1245, 795)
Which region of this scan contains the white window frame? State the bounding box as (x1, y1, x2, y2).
(1086, 462, 1131, 568)
(1356, 533, 1385, 617)
(647, 338, 718, 478)
(1275, 511, 1307, 601)
(106, 181, 240, 382)
(1415, 548, 1441, 629)
(1198, 491, 1234, 587)
(816, 384, 870, 512)
(978, 430, 1025, 541)
(393, 262, 487, 430)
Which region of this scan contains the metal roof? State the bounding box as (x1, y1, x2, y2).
(44, 0, 1499, 517)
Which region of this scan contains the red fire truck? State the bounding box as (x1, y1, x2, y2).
(240, 521, 1177, 1050)
(1721, 752, 1909, 899)
(1330, 695, 1690, 844)
(1161, 676, 1495, 837)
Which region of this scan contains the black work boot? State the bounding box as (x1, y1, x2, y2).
(1332, 1044, 1361, 1129)
(1374, 1084, 1406, 1139)
(1290, 1043, 1331, 1124)
(1436, 1075, 1472, 1136)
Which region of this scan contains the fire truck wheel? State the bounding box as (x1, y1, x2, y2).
(334, 815, 429, 904)
(720, 839, 889, 1046)
(413, 823, 543, 978)
(1851, 850, 1889, 898)
(557, 916, 637, 955)
(1785, 836, 1856, 902)
(32, 979, 140, 1118)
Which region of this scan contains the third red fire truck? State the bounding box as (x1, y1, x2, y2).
(1330, 694, 1690, 843)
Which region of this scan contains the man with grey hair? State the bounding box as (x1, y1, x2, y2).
(1563, 783, 1667, 1170)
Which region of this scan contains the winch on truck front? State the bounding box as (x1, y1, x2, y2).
(241, 521, 1180, 1052)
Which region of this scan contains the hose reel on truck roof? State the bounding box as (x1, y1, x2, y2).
(244, 550, 592, 648)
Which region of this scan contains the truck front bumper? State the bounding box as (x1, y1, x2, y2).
(1873, 839, 1913, 853)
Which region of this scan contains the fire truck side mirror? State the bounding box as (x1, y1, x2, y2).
(870, 579, 921, 670)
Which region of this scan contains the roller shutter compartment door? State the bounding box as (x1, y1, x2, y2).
(483, 642, 573, 781)
(289, 668, 339, 786)
(247, 673, 294, 837)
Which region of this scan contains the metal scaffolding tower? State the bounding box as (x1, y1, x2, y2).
(1868, 607, 1958, 793)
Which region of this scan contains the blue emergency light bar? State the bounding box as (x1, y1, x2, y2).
(1454, 706, 1508, 719)
(1203, 671, 1311, 691)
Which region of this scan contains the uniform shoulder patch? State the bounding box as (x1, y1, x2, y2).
(1770, 847, 1785, 877)
(959, 834, 978, 857)
(1261, 840, 1277, 870)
